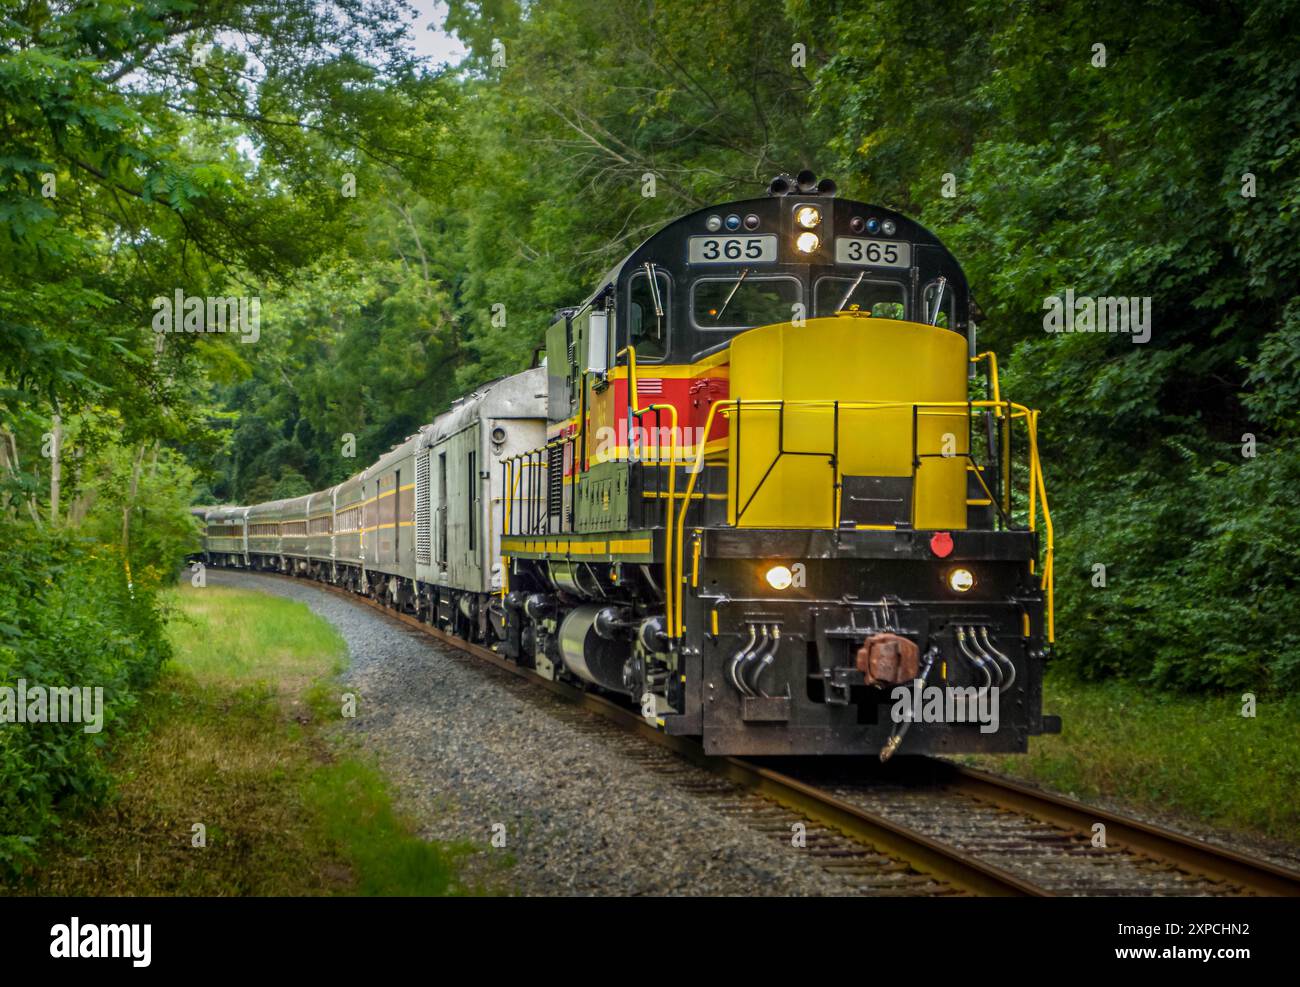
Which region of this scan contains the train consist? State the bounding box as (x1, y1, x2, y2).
(200, 172, 1059, 759)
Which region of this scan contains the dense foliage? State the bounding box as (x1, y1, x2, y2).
(0, 520, 171, 873)
(0, 0, 445, 871)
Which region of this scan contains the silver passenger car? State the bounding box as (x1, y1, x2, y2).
(199, 367, 547, 641)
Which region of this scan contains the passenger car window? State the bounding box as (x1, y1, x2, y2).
(628, 269, 671, 360)
(692, 276, 801, 330)
(815, 277, 906, 319)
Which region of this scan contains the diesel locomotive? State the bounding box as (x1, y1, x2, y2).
(200, 171, 1059, 759)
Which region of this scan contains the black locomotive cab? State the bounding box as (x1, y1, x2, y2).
(605, 170, 974, 368)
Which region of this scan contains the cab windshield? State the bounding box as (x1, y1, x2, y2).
(692, 276, 801, 330)
(815, 277, 907, 319)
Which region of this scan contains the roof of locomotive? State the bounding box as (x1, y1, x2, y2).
(579, 178, 970, 315)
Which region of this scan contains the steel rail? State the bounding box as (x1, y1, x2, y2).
(240, 572, 1300, 898)
(940, 763, 1300, 897)
(293, 576, 1043, 896)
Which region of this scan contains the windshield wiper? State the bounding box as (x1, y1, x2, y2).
(928, 276, 948, 326)
(643, 261, 664, 339)
(837, 271, 866, 313)
(714, 268, 750, 322)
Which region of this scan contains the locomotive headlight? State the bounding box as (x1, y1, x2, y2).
(765, 565, 793, 590)
(947, 568, 975, 593)
(795, 205, 821, 229)
(795, 231, 820, 254)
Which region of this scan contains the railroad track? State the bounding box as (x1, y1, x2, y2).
(275, 572, 1300, 898)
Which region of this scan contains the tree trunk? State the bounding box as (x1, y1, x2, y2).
(121, 443, 147, 555)
(49, 412, 62, 524)
(0, 430, 10, 518)
(69, 489, 97, 526)
(1, 428, 42, 526)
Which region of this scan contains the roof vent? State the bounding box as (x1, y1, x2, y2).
(768, 171, 836, 197)
(767, 173, 794, 196)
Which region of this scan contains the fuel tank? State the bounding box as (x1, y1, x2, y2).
(558, 604, 633, 694)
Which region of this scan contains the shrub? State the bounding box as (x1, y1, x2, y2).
(0, 521, 171, 876)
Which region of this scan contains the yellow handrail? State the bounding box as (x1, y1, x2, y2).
(674, 399, 731, 640)
(639, 401, 676, 637)
(971, 351, 1002, 415)
(616, 345, 640, 417)
(613, 343, 686, 644)
(673, 397, 1054, 643)
(615, 343, 681, 641)
(500, 443, 562, 598)
(507, 460, 543, 510)
(1027, 409, 1055, 642)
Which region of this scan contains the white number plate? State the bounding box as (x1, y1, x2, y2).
(689, 235, 777, 264)
(836, 238, 911, 268)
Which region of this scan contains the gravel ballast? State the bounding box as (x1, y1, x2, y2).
(205, 570, 856, 896)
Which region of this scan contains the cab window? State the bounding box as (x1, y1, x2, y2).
(815, 277, 906, 319)
(627, 269, 671, 360)
(692, 275, 801, 330)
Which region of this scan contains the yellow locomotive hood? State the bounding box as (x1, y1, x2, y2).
(726, 314, 969, 530)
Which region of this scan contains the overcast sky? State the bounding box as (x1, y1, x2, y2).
(407, 1, 469, 67)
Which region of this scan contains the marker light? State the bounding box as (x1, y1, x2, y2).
(882, 220, 897, 236)
(795, 231, 820, 253)
(866, 217, 881, 234)
(706, 214, 722, 232)
(765, 565, 793, 590)
(795, 205, 822, 229)
(725, 214, 742, 230)
(947, 568, 975, 593)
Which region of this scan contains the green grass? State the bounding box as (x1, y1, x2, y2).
(962, 675, 1300, 844)
(11, 585, 478, 896)
(305, 760, 473, 896)
(169, 585, 349, 686)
